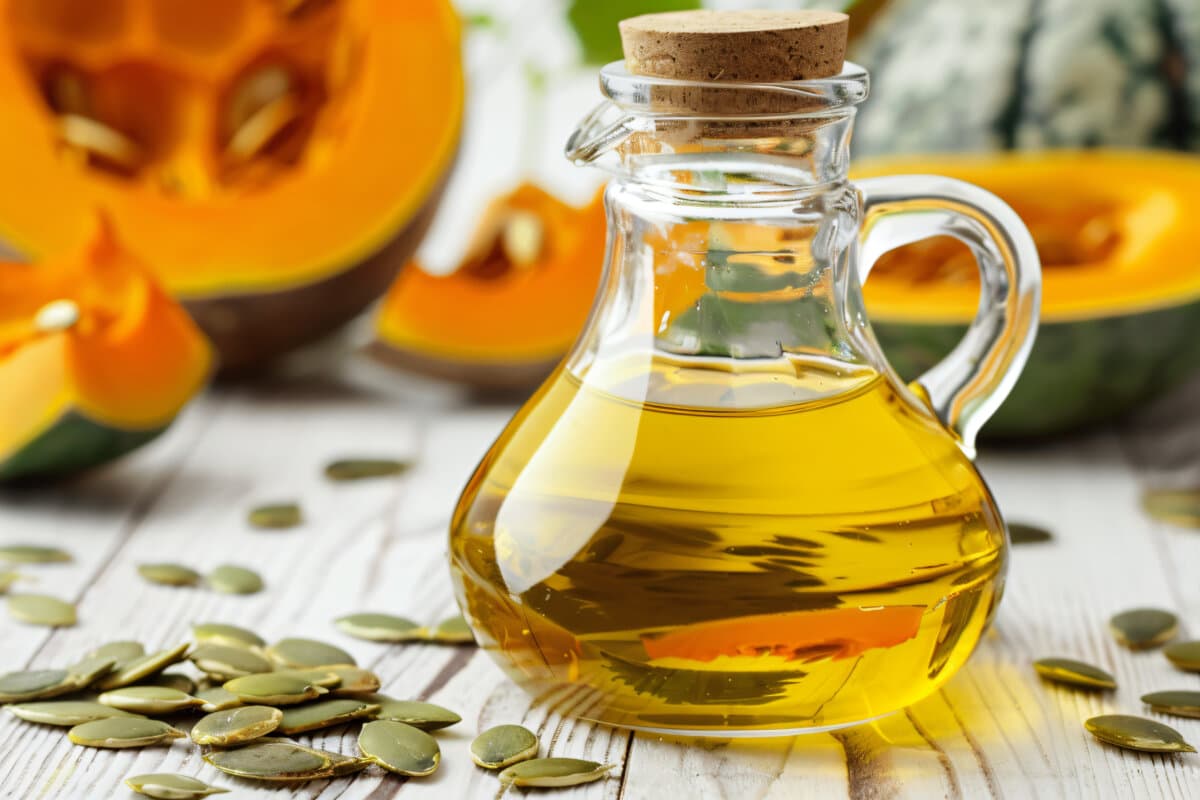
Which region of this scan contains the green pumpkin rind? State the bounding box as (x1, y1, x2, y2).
(0, 412, 166, 483)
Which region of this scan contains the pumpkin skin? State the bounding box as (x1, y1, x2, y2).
(0, 0, 462, 371)
(371, 183, 607, 387)
(0, 222, 213, 481)
(855, 151, 1200, 438)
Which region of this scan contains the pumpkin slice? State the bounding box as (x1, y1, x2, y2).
(854, 149, 1200, 437)
(0, 221, 212, 481)
(370, 183, 607, 387)
(0, 0, 463, 371)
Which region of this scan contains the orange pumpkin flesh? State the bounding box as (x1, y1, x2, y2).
(0, 221, 213, 480)
(372, 183, 607, 387)
(0, 0, 463, 370)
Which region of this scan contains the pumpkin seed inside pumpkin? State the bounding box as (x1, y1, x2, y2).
(498, 757, 613, 788)
(0, 544, 71, 564)
(137, 563, 202, 587)
(7, 700, 140, 726)
(207, 564, 264, 595)
(68, 717, 185, 749)
(191, 706, 283, 746)
(365, 697, 462, 730)
(8, 593, 76, 627)
(59, 114, 142, 168)
(95, 643, 191, 691)
(1142, 690, 1200, 719)
(334, 612, 423, 642)
(1033, 658, 1116, 690)
(98, 686, 202, 715)
(1007, 521, 1053, 545)
(203, 740, 335, 782)
(428, 614, 474, 644)
(248, 503, 303, 530)
(223, 673, 328, 705)
(195, 686, 243, 713)
(324, 458, 411, 481)
(358, 720, 441, 776)
(266, 637, 355, 668)
(471, 724, 540, 769)
(190, 643, 274, 680)
(1141, 487, 1200, 528)
(277, 698, 381, 735)
(33, 299, 81, 332)
(1085, 714, 1196, 753)
(1109, 608, 1178, 650)
(125, 773, 229, 800)
(1164, 641, 1200, 672)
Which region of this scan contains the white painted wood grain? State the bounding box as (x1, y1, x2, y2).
(1, 373, 1198, 799)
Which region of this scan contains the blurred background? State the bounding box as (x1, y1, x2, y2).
(2, 0, 1200, 481)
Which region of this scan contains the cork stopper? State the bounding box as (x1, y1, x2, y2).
(619, 10, 848, 83)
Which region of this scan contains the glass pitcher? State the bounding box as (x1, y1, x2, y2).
(449, 59, 1040, 735)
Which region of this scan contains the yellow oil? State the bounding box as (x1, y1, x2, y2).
(449, 353, 1006, 734)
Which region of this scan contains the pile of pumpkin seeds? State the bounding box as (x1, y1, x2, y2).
(0, 621, 612, 791)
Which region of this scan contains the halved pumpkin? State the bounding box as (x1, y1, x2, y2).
(0, 0, 462, 371)
(0, 221, 213, 481)
(371, 183, 607, 387)
(855, 150, 1200, 437)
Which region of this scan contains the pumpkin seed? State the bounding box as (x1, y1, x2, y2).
(66, 656, 118, 688)
(68, 717, 185, 748)
(1142, 690, 1200, 719)
(96, 643, 191, 690)
(365, 697, 462, 730)
(471, 724, 539, 769)
(8, 593, 76, 627)
(334, 612, 423, 642)
(85, 640, 145, 668)
(324, 458, 411, 481)
(0, 571, 21, 593)
(191, 705, 283, 746)
(7, 700, 139, 726)
(190, 643, 274, 679)
(125, 773, 229, 799)
(207, 564, 264, 595)
(248, 503, 303, 529)
(267, 637, 355, 668)
(195, 686, 243, 713)
(1007, 521, 1052, 545)
(325, 666, 381, 695)
(1033, 658, 1116, 690)
(502, 211, 545, 266)
(203, 740, 336, 782)
(323, 751, 374, 776)
(428, 614, 474, 644)
(226, 65, 292, 135)
(59, 114, 142, 168)
(138, 563, 202, 587)
(34, 299, 81, 332)
(277, 698, 380, 735)
(498, 758, 613, 788)
(1085, 714, 1196, 753)
(358, 720, 441, 776)
(0, 669, 76, 702)
(273, 668, 343, 688)
(99, 686, 203, 714)
(1141, 487, 1200, 528)
(1164, 640, 1200, 672)
(226, 91, 300, 163)
(0, 544, 71, 564)
(192, 622, 266, 649)
(223, 673, 328, 705)
(1109, 608, 1178, 650)
(141, 672, 197, 695)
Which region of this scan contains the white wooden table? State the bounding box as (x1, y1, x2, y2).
(2, 367, 1199, 799)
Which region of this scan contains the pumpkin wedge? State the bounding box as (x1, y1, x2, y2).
(0, 0, 462, 371)
(855, 150, 1200, 437)
(371, 183, 607, 387)
(0, 221, 213, 481)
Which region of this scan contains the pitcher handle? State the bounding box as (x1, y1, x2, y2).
(857, 175, 1042, 453)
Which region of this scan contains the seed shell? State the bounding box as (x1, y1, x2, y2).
(428, 614, 474, 644)
(137, 563, 202, 587)
(365, 697, 462, 730)
(1109, 608, 1178, 650)
(0, 544, 71, 564)
(498, 757, 613, 788)
(223, 673, 328, 705)
(8, 593, 76, 627)
(1033, 658, 1116, 690)
(471, 724, 540, 769)
(190, 643, 274, 679)
(267, 637, 355, 668)
(7, 700, 140, 726)
(203, 740, 336, 782)
(334, 612, 423, 642)
(207, 564, 264, 595)
(68, 717, 185, 749)
(278, 698, 381, 735)
(125, 773, 229, 799)
(1085, 714, 1196, 753)
(1141, 487, 1200, 528)
(191, 622, 265, 649)
(1142, 690, 1200, 719)
(358, 720, 441, 776)
(1007, 522, 1053, 545)
(95, 643, 191, 690)
(1164, 640, 1200, 672)
(248, 503, 303, 529)
(191, 706, 283, 746)
(195, 686, 243, 713)
(98, 686, 202, 714)
(0, 669, 75, 703)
